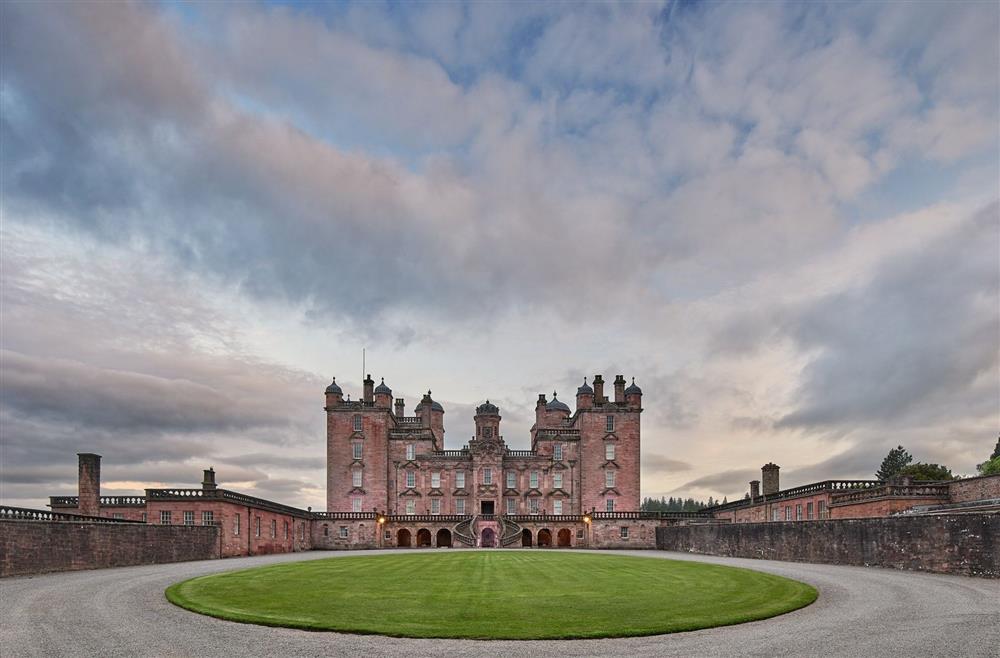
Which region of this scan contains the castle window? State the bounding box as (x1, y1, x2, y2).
(141, 512, 147, 523)
(352, 497, 362, 513)
(353, 415, 363, 432)
(431, 499, 440, 515)
(553, 500, 563, 515)
(324, 525, 329, 536)
(620, 526, 629, 539)
(577, 529, 584, 539)
(406, 499, 416, 515)
(818, 500, 827, 519)
(300, 523, 305, 540)
(406, 444, 415, 461)
(605, 444, 615, 461)
(271, 519, 276, 538)
(606, 415, 615, 432)
(284, 521, 288, 539)
(606, 498, 615, 512)
(795, 504, 802, 521)
(554, 443, 563, 461)
(456, 499, 466, 514)
(339, 526, 348, 539)
(784, 506, 791, 521)
(506, 498, 516, 514)
(406, 470, 415, 488)
(553, 473, 563, 489)
(352, 470, 363, 487)
(112, 512, 124, 520)
(529, 498, 540, 514)
(431, 472, 441, 488)
(160, 510, 172, 525)
(483, 468, 493, 485)
(484, 427, 493, 438)
(234, 514, 240, 535)
(772, 507, 780, 522)
(202, 511, 214, 526)
(352, 442, 363, 460)
(530, 471, 539, 488)
(605, 470, 616, 488)
(807, 502, 814, 520)
(255, 517, 261, 537)
(455, 471, 465, 489)
(506, 471, 516, 489)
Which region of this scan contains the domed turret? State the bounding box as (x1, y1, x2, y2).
(546, 392, 570, 414)
(374, 378, 392, 396)
(474, 399, 501, 440)
(625, 377, 642, 409)
(324, 377, 343, 407)
(476, 400, 500, 415)
(576, 377, 594, 410)
(373, 377, 393, 409)
(624, 378, 642, 396)
(325, 378, 343, 395)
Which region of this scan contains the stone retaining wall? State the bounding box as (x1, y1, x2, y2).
(0, 520, 220, 577)
(656, 514, 998, 577)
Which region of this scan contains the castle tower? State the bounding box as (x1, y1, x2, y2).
(77, 453, 101, 517)
(474, 400, 501, 439)
(373, 378, 393, 409)
(579, 374, 642, 512)
(576, 378, 594, 411)
(326, 376, 391, 513)
(762, 463, 780, 495)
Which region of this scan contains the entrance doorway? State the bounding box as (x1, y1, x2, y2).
(417, 528, 432, 547)
(397, 529, 412, 547)
(521, 528, 532, 547)
(436, 528, 452, 547)
(537, 528, 552, 547)
(480, 500, 495, 515)
(557, 528, 572, 547)
(481, 527, 496, 547)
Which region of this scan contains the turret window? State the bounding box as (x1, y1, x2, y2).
(484, 427, 493, 438)
(406, 444, 415, 461)
(605, 444, 615, 461)
(606, 415, 615, 432)
(406, 470, 415, 488)
(353, 415, 363, 432)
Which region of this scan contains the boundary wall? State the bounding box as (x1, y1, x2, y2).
(1, 518, 219, 577)
(656, 513, 999, 577)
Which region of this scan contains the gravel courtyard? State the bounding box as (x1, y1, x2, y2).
(2, 549, 997, 657)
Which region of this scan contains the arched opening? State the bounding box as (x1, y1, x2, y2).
(397, 528, 412, 547)
(436, 528, 452, 548)
(521, 528, 533, 547)
(417, 528, 432, 547)
(557, 528, 572, 547)
(481, 527, 496, 547)
(537, 528, 552, 547)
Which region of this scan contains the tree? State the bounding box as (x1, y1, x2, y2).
(978, 456, 1000, 476)
(993, 436, 1000, 460)
(897, 463, 955, 481)
(876, 445, 913, 480)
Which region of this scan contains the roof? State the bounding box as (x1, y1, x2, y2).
(624, 377, 642, 395)
(576, 378, 593, 395)
(546, 392, 571, 413)
(325, 378, 343, 395)
(476, 400, 500, 415)
(374, 378, 392, 395)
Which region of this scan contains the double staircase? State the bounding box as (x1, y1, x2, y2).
(453, 515, 476, 547)
(499, 516, 523, 547)
(451, 514, 523, 548)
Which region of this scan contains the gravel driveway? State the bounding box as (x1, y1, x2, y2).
(2, 549, 997, 657)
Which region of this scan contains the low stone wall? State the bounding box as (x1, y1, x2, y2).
(0, 520, 220, 577)
(656, 514, 999, 577)
(948, 474, 1000, 503)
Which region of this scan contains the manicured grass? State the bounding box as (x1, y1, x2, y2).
(166, 551, 817, 639)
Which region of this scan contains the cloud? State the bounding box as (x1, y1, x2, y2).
(642, 454, 693, 475)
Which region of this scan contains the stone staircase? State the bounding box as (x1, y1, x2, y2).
(499, 516, 523, 547)
(453, 515, 476, 546)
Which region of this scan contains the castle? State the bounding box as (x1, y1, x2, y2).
(324, 373, 642, 546)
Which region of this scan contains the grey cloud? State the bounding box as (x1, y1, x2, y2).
(642, 454, 693, 475)
(218, 453, 325, 471)
(675, 469, 758, 495)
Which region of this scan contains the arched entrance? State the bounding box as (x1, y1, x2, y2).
(521, 528, 532, 547)
(417, 528, 432, 547)
(397, 528, 412, 547)
(436, 528, 452, 548)
(537, 528, 552, 547)
(481, 527, 496, 547)
(557, 528, 572, 547)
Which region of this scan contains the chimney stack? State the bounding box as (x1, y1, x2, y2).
(613, 375, 626, 404)
(750, 480, 760, 499)
(592, 375, 605, 404)
(77, 453, 101, 516)
(202, 467, 217, 491)
(363, 373, 374, 403)
(761, 463, 780, 496)
(395, 398, 405, 417)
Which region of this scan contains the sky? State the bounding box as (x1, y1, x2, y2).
(1, 1, 998, 511)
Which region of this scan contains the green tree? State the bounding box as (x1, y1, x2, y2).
(897, 462, 955, 481)
(977, 456, 1000, 476)
(992, 436, 1000, 460)
(876, 445, 913, 480)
